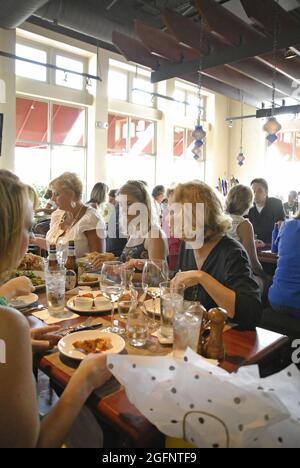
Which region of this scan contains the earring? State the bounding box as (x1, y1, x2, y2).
(71, 201, 76, 209)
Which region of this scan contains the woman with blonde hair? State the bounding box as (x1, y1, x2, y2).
(172, 181, 262, 329)
(87, 182, 109, 210)
(31, 172, 105, 258)
(92, 180, 167, 269)
(225, 184, 265, 277)
(0, 171, 111, 448)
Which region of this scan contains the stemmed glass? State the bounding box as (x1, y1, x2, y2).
(142, 260, 169, 330)
(100, 261, 125, 334)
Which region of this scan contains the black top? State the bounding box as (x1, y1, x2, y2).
(177, 236, 262, 330)
(106, 204, 127, 258)
(248, 197, 285, 244)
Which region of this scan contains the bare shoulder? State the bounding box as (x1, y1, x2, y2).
(0, 306, 29, 334)
(237, 219, 254, 238)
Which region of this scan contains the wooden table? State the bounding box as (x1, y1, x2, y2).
(30, 293, 289, 448)
(257, 249, 278, 265)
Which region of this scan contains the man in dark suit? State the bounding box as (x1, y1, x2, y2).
(248, 178, 285, 245)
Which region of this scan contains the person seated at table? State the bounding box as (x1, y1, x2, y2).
(268, 210, 300, 318)
(152, 185, 167, 226)
(0, 171, 111, 448)
(225, 185, 265, 278)
(35, 189, 57, 216)
(171, 181, 262, 330)
(92, 180, 168, 269)
(86, 182, 108, 211)
(106, 190, 128, 258)
(283, 190, 299, 218)
(31, 172, 105, 258)
(248, 178, 285, 246)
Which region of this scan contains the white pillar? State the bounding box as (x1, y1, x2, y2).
(0, 28, 16, 171)
(87, 50, 109, 195)
(155, 79, 176, 187)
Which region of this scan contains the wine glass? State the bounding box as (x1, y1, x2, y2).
(142, 260, 169, 330)
(100, 261, 125, 334)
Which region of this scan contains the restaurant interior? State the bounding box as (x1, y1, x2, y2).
(0, 0, 300, 449)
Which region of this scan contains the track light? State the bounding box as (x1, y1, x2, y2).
(284, 48, 297, 60)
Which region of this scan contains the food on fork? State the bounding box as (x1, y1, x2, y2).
(73, 337, 113, 354)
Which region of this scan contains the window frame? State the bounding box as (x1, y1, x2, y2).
(15, 95, 88, 182)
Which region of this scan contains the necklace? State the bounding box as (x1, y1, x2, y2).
(60, 205, 86, 232)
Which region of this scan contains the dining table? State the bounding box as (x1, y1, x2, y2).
(28, 290, 290, 448)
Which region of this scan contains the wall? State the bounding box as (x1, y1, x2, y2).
(228, 100, 266, 186)
(0, 28, 16, 171)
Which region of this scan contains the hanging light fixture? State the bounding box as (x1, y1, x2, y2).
(192, 19, 206, 161)
(237, 94, 246, 167)
(263, 2, 282, 146)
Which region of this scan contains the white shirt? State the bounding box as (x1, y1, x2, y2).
(228, 214, 247, 242)
(46, 206, 105, 259)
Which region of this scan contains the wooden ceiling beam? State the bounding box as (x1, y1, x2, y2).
(184, 73, 260, 108)
(151, 28, 300, 83)
(112, 31, 165, 70)
(228, 58, 297, 97)
(203, 65, 283, 103)
(134, 19, 200, 63)
(241, 0, 300, 37)
(195, 0, 266, 47)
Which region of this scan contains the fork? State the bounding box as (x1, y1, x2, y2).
(53, 317, 94, 336)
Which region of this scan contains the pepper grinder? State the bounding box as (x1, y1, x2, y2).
(203, 308, 227, 361)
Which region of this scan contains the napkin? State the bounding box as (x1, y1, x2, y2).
(33, 308, 79, 324)
(108, 349, 300, 448)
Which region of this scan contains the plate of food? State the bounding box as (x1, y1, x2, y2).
(66, 291, 113, 314)
(9, 292, 39, 309)
(58, 330, 126, 360)
(14, 270, 46, 291)
(78, 273, 101, 287)
(18, 253, 44, 271)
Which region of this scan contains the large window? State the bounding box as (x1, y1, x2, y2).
(108, 114, 155, 156)
(266, 130, 300, 199)
(173, 127, 194, 158)
(173, 80, 206, 121)
(108, 59, 155, 108)
(16, 43, 47, 82)
(15, 97, 87, 189)
(55, 55, 84, 90)
(107, 113, 156, 188)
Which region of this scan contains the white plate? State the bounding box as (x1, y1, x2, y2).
(66, 292, 113, 314)
(78, 273, 101, 287)
(58, 330, 125, 360)
(145, 298, 161, 316)
(9, 292, 39, 309)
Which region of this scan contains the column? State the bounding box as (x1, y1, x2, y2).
(0, 28, 16, 171)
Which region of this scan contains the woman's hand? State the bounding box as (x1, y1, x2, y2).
(255, 239, 266, 249)
(0, 276, 35, 301)
(75, 354, 112, 392)
(171, 271, 202, 289)
(31, 326, 61, 353)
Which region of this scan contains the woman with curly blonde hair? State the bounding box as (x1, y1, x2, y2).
(31, 172, 105, 258)
(172, 181, 262, 329)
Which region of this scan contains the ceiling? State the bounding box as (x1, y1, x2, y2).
(1, 0, 300, 107)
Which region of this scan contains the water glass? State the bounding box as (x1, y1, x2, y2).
(118, 300, 132, 320)
(160, 281, 185, 339)
(45, 267, 66, 318)
(173, 306, 203, 359)
(126, 292, 148, 347)
(100, 261, 125, 334)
